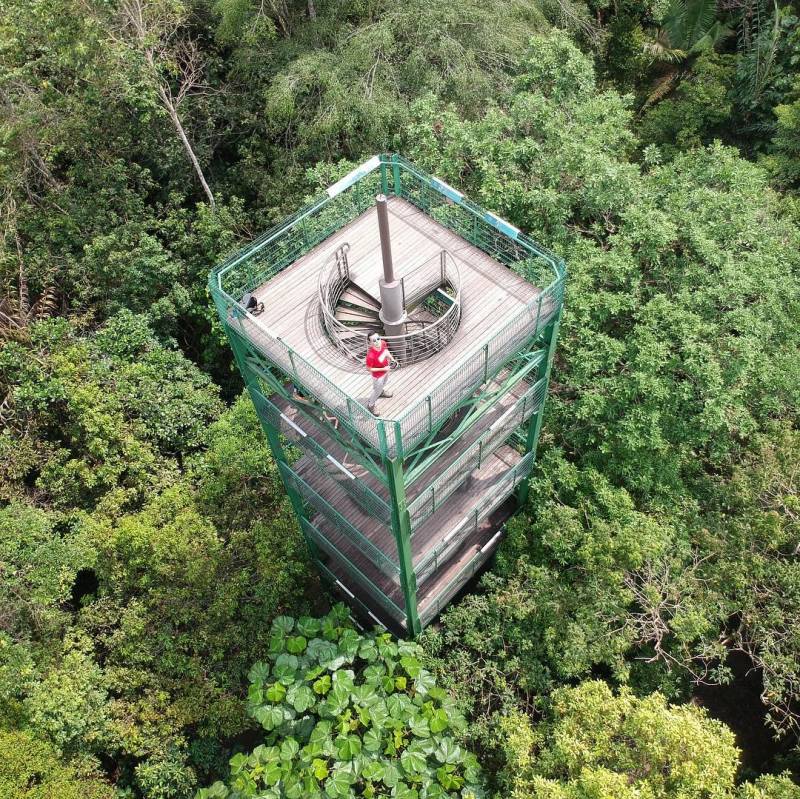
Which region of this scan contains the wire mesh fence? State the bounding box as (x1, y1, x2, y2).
(407, 376, 547, 529)
(301, 518, 407, 627)
(413, 449, 535, 584)
(210, 154, 565, 460)
(279, 461, 400, 577)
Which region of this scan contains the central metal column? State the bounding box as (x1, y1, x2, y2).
(376, 194, 406, 340)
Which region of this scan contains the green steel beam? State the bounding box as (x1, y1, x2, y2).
(391, 154, 402, 197)
(228, 330, 389, 485)
(228, 329, 321, 560)
(403, 346, 546, 483)
(516, 307, 562, 507)
(381, 431, 421, 637)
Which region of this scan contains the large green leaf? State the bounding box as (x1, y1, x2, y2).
(400, 747, 428, 774)
(307, 639, 338, 663)
(248, 661, 270, 685)
(311, 758, 329, 780)
(381, 761, 401, 788)
(368, 701, 389, 728)
(361, 760, 385, 781)
(335, 734, 362, 760)
(272, 615, 295, 635)
(434, 738, 461, 765)
(351, 684, 380, 707)
(265, 682, 287, 703)
(280, 737, 300, 761)
(287, 684, 316, 713)
(287, 635, 308, 654)
(428, 709, 449, 734)
(297, 616, 322, 638)
(263, 760, 283, 786)
(436, 764, 464, 791)
(363, 726, 383, 753)
(255, 705, 285, 731)
(408, 715, 430, 739)
(325, 766, 355, 797)
(387, 693, 413, 720)
(395, 782, 420, 799)
(400, 656, 422, 678)
(413, 670, 436, 696)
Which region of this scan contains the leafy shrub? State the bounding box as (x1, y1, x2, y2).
(0, 728, 113, 799)
(197, 606, 484, 799)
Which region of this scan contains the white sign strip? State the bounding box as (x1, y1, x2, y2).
(485, 211, 520, 240)
(430, 176, 464, 203)
(480, 530, 504, 554)
(280, 413, 307, 438)
(335, 579, 355, 599)
(326, 155, 381, 198)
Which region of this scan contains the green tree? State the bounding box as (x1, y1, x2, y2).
(495, 681, 797, 799)
(199, 607, 484, 799)
(0, 728, 114, 799)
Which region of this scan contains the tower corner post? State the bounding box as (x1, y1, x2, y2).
(516, 304, 563, 508)
(391, 154, 402, 197)
(384, 449, 421, 637)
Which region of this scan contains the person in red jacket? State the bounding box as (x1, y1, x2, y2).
(365, 332, 396, 413)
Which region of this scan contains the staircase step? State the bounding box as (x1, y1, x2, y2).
(340, 283, 381, 310)
(335, 308, 381, 324)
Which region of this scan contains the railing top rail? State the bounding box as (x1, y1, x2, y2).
(209, 154, 566, 455)
(317, 248, 462, 365)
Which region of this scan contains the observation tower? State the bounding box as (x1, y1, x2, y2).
(210, 155, 565, 636)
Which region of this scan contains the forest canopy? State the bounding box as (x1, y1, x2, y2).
(1, 0, 799, 797)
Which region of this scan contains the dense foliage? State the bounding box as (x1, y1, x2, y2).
(1, 0, 800, 797)
(200, 607, 483, 799)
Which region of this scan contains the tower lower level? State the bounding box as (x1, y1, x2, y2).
(210, 154, 565, 635)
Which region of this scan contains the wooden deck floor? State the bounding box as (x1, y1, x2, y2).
(314, 499, 515, 632)
(272, 368, 533, 499)
(249, 197, 540, 420)
(294, 441, 519, 571)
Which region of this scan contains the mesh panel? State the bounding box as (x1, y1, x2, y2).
(279, 461, 399, 576)
(419, 536, 500, 627)
(407, 377, 547, 529)
(250, 389, 391, 523)
(414, 450, 535, 582)
(301, 518, 406, 625)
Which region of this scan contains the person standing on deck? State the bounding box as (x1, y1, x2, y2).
(366, 332, 396, 413)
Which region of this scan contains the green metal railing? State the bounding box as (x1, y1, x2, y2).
(302, 519, 407, 626)
(414, 450, 534, 584)
(407, 377, 546, 528)
(279, 461, 399, 576)
(210, 154, 565, 460)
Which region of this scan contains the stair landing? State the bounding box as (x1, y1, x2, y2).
(239, 197, 541, 421)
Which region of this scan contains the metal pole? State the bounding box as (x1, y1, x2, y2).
(516, 308, 562, 508)
(376, 194, 395, 283)
(376, 194, 407, 361)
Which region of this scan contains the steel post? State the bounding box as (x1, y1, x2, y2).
(384, 455, 421, 637)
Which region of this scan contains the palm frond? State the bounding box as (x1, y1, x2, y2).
(642, 69, 681, 109)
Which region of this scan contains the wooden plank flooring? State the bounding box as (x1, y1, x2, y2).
(247, 197, 541, 420)
(293, 442, 520, 574)
(271, 368, 533, 500)
(313, 497, 515, 631)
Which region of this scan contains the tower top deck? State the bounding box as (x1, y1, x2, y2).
(210, 155, 565, 459)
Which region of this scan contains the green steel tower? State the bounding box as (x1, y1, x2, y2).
(209, 155, 565, 636)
